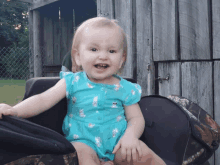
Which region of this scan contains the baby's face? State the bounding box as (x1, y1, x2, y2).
(76, 26, 125, 84)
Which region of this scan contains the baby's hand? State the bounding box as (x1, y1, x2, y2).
(112, 134, 142, 163)
(0, 103, 17, 119)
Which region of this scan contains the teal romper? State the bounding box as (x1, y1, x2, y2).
(60, 71, 142, 161)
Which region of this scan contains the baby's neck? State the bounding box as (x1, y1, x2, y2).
(88, 75, 120, 85)
(108, 76, 120, 85)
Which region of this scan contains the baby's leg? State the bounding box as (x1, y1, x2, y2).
(71, 142, 101, 165)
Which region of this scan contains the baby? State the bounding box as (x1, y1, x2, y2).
(0, 17, 166, 165)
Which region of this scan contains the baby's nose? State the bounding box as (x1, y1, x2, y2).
(98, 52, 108, 59)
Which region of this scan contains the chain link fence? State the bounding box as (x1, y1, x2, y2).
(0, 47, 63, 80)
(0, 47, 44, 80)
(0, 47, 30, 80)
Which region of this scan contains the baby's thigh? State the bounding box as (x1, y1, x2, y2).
(71, 142, 100, 164)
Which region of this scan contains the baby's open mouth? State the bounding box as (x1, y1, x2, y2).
(94, 64, 109, 69)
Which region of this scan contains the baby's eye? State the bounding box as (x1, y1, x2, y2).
(109, 50, 116, 53)
(91, 48, 97, 52)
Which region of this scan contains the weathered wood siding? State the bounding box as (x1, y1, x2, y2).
(29, 0, 96, 77)
(28, 9, 34, 78)
(158, 62, 181, 96)
(179, 0, 210, 60)
(115, 0, 136, 78)
(213, 0, 220, 59)
(32, 9, 42, 77)
(214, 61, 220, 165)
(136, 0, 154, 95)
(153, 0, 178, 61)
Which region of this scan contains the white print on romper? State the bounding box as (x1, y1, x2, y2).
(93, 96, 98, 107)
(75, 75, 80, 82)
(87, 83, 94, 88)
(73, 134, 79, 139)
(111, 102, 118, 108)
(117, 115, 122, 122)
(95, 137, 101, 147)
(72, 97, 76, 104)
(69, 113, 73, 118)
(112, 128, 119, 137)
(131, 89, 135, 95)
(79, 109, 86, 118)
(135, 84, 142, 94)
(88, 123, 95, 128)
(114, 84, 120, 91)
(72, 75, 80, 85)
(63, 72, 70, 76)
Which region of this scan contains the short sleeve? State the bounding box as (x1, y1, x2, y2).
(59, 71, 75, 100)
(123, 83, 142, 106)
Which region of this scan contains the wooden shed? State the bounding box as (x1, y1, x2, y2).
(25, 0, 97, 78)
(24, 0, 220, 164)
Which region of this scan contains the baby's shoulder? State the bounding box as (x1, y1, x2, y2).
(60, 71, 83, 79)
(120, 77, 142, 94)
(120, 77, 138, 88)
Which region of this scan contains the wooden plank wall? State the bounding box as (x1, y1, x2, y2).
(213, 0, 220, 59)
(97, 0, 219, 164)
(136, 0, 155, 95)
(115, 0, 137, 79)
(40, 2, 73, 77)
(30, 0, 97, 77)
(28, 9, 34, 78)
(32, 9, 42, 77)
(153, 0, 178, 61)
(179, 0, 210, 60)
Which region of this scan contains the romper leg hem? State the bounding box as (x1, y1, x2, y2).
(71, 140, 98, 154)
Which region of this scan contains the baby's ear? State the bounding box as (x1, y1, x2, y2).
(72, 49, 81, 66)
(119, 53, 126, 68)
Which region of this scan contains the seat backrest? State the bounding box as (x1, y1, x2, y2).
(24, 77, 67, 135)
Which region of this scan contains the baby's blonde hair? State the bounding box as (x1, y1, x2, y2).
(71, 17, 127, 74)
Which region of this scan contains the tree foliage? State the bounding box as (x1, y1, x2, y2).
(0, 0, 29, 48)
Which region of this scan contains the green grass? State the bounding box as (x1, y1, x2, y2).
(0, 79, 26, 106)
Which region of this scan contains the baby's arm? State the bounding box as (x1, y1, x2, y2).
(0, 79, 66, 119)
(112, 104, 145, 159)
(123, 103, 145, 138)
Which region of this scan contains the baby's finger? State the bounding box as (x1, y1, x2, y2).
(126, 149, 131, 163)
(3, 109, 17, 117)
(137, 145, 142, 159)
(132, 148, 137, 162)
(0, 111, 8, 119)
(112, 142, 120, 154)
(3, 109, 12, 116)
(121, 147, 127, 161)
